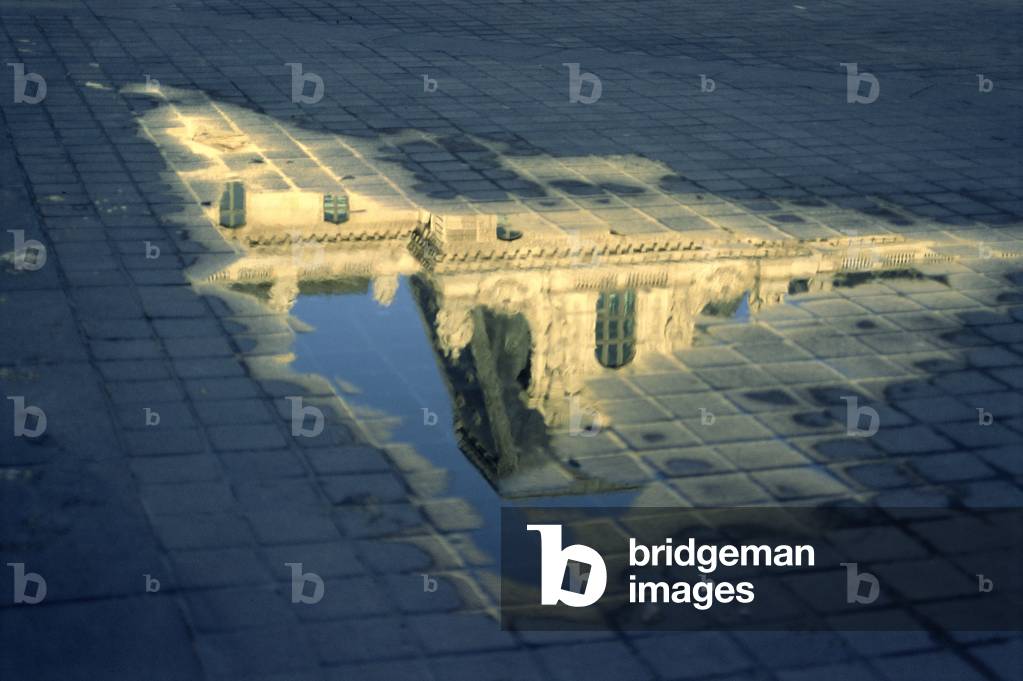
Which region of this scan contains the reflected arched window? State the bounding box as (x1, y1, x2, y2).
(595, 290, 636, 368)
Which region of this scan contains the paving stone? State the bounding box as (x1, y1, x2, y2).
(320, 473, 408, 505)
(873, 651, 988, 681)
(97, 359, 172, 381)
(208, 424, 288, 451)
(171, 547, 273, 589)
(235, 479, 324, 509)
(262, 542, 366, 580)
(333, 502, 426, 538)
(327, 658, 435, 681)
(185, 586, 297, 632)
(247, 509, 340, 545)
(670, 472, 772, 505)
(187, 377, 264, 401)
(151, 512, 254, 550)
(130, 454, 221, 483)
(409, 612, 517, 654)
(632, 632, 753, 679)
(304, 445, 394, 474)
(0, 596, 202, 681)
(615, 422, 700, 450)
(219, 448, 308, 479)
(124, 428, 206, 456)
(291, 576, 392, 620)
(658, 392, 740, 418)
(196, 626, 318, 679)
(308, 617, 421, 664)
(629, 372, 710, 395)
(752, 467, 851, 499)
(535, 641, 656, 681)
(141, 481, 236, 515)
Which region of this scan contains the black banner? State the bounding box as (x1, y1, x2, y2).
(500, 506, 1023, 631)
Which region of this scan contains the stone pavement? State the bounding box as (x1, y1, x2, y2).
(1, 0, 1022, 680)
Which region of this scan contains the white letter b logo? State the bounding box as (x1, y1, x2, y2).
(527, 524, 607, 607)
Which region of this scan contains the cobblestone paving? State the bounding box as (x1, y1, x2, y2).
(2, 1, 1022, 680)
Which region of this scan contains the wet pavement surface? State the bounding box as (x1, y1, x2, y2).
(2, 1, 1023, 679)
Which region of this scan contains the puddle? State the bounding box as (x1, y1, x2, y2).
(287, 277, 644, 557)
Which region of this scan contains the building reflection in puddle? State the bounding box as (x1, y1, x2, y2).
(209, 221, 995, 502)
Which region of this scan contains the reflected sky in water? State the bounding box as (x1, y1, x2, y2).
(289, 278, 643, 557)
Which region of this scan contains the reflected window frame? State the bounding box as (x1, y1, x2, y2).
(595, 289, 636, 368)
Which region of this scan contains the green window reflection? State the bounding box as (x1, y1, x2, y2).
(595, 290, 636, 368)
